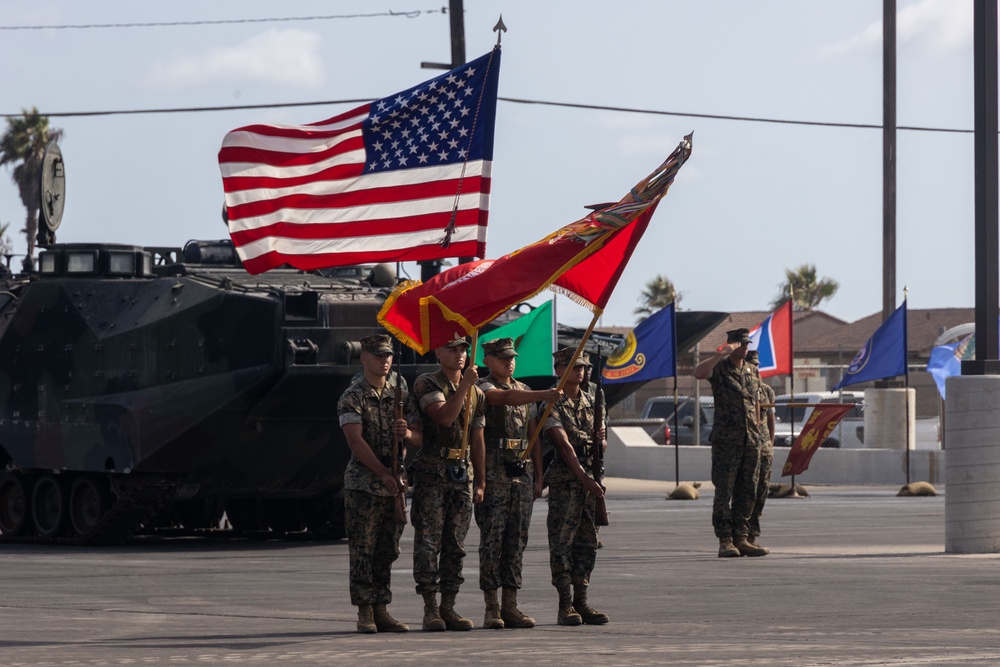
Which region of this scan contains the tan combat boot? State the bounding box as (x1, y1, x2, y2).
(556, 585, 582, 626)
(718, 537, 741, 558)
(501, 587, 536, 628)
(733, 535, 769, 557)
(356, 604, 377, 634)
(483, 589, 505, 629)
(572, 585, 609, 625)
(747, 535, 771, 554)
(439, 592, 474, 631)
(421, 592, 446, 632)
(373, 604, 409, 632)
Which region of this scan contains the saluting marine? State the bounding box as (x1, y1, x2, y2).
(475, 337, 562, 629)
(337, 334, 418, 633)
(693, 328, 768, 558)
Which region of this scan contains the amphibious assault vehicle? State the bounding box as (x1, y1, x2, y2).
(0, 238, 436, 544)
(0, 143, 441, 543)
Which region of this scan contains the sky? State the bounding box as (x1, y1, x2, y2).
(0, 0, 984, 329)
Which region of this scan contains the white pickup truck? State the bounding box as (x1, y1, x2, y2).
(771, 391, 865, 449)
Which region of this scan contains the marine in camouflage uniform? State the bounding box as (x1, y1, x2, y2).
(475, 337, 562, 630)
(748, 350, 775, 552)
(337, 334, 418, 633)
(693, 328, 768, 558)
(541, 347, 609, 626)
(409, 333, 486, 632)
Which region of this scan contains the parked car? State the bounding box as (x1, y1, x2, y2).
(672, 397, 714, 446)
(771, 391, 865, 448)
(610, 395, 713, 445)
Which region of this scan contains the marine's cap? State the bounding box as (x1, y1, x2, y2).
(442, 332, 471, 349)
(360, 334, 393, 355)
(552, 347, 592, 368)
(726, 328, 751, 344)
(746, 349, 759, 365)
(482, 337, 518, 359)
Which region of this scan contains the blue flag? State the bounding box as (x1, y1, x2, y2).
(602, 303, 676, 384)
(926, 335, 975, 400)
(832, 302, 907, 390)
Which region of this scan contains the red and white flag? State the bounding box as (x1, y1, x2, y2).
(748, 301, 793, 378)
(218, 48, 501, 274)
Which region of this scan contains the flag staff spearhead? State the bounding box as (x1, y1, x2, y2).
(493, 15, 507, 45)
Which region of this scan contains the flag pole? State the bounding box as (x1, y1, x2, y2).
(905, 368, 911, 484)
(520, 310, 602, 461)
(903, 288, 911, 485)
(787, 288, 803, 498)
(672, 375, 680, 487)
(460, 329, 480, 459)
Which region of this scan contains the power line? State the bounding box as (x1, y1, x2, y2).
(0, 10, 439, 31)
(501, 97, 971, 134)
(0, 97, 974, 134)
(2, 100, 374, 118)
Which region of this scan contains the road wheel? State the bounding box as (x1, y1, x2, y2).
(69, 475, 111, 537)
(225, 498, 266, 533)
(31, 474, 67, 538)
(0, 473, 30, 536)
(264, 499, 305, 534)
(174, 498, 225, 530)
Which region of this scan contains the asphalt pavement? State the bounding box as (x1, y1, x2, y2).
(1, 479, 998, 666)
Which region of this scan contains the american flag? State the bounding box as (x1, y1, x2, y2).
(219, 48, 501, 274)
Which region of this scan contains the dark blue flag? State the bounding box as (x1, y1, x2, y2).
(602, 303, 676, 384)
(832, 302, 907, 390)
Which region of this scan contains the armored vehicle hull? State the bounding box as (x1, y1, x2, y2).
(0, 241, 431, 543)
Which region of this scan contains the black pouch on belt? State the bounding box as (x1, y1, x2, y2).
(445, 462, 468, 483)
(504, 459, 527, 477)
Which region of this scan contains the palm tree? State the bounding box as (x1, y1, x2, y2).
(0, 221, 12, 256)
(634, 274, 680, 322)
(0, 108, 63, 271)
(770, 263, 839, 311)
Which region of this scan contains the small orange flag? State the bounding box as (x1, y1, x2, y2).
(781, 404, 855, 477)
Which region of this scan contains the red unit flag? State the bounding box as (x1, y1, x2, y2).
(781, 403, 855, 477)
(378, 135, 693, 353)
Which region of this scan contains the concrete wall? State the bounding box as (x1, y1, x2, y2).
(607, 426, 945, 485)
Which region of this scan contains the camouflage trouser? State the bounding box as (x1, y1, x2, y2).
(711, 436, 761, 539)
(474, 480, 534, 590)
(410, 469, 473, 595)
(546, 480, 597, 590)
(345, 490, 403, 606)
(749, 445, 773, 539)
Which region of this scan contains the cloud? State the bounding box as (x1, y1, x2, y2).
(821, 0, 972, 58)
(145, 29, 324, 88)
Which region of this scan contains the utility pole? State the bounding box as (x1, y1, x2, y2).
(964, 0, 1000, 375)
(419, 0, 467, 281)
(882, 0, 896, 323)
(420, 0, 466, 72)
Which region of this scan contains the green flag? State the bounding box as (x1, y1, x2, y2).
(476, 300, 554, 377)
